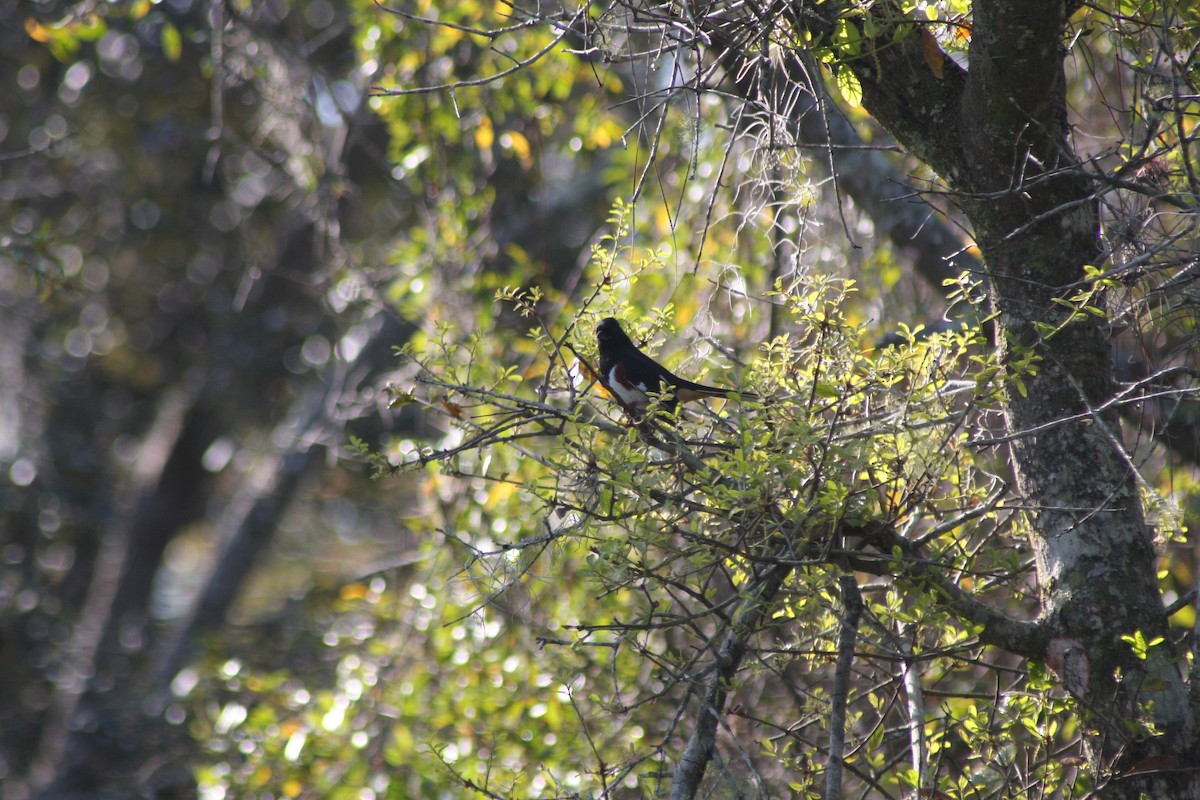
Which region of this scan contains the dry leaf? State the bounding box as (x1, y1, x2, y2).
(921, 28, 945, 80)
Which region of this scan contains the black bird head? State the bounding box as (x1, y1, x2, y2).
(596, 317, 634, 350)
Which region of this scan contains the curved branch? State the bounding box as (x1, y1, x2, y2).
(849, 521, 1049, 658)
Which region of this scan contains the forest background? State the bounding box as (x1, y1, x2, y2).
(3, 1, 1200, 799)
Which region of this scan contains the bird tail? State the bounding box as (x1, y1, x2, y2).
(674, 380, 757, 403)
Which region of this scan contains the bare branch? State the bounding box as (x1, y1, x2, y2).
(823, 574, 863, 800)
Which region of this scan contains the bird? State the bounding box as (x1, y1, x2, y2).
(594, 317, 756, 414)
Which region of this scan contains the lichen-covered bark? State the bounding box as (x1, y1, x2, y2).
(675, 0, 1200, 792)
(814, 0, 1196, 794)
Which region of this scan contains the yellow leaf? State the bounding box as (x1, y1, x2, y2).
(487, 482, 516, 509)
(655, 204, 672, 235)
(475, 117, 494, 152)
(835, 68, 862, 107)
(1171, 603, 1195, 629)
(587, 119, 620, 149)
(500, 129, 532, 167)
(251, 765, 272, 787)
(25, 18, 52, 42)
(161, 22, 182, 63)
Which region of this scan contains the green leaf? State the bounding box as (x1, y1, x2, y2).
(835, 67, 863, 108)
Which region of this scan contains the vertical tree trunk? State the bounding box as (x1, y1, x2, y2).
(830, 1, 1198, 793)
(954, 3, 1194, 793)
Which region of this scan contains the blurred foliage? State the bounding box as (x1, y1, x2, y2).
(3, 0, 1199, 798)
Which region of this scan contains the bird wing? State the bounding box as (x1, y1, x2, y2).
(601, 341, 755, 410)
(603, 361, 653, 407)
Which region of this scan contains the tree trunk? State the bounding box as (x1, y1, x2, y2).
(830, 1, 1197, 793)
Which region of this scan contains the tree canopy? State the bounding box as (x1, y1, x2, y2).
(3, 1, 1200, 799)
